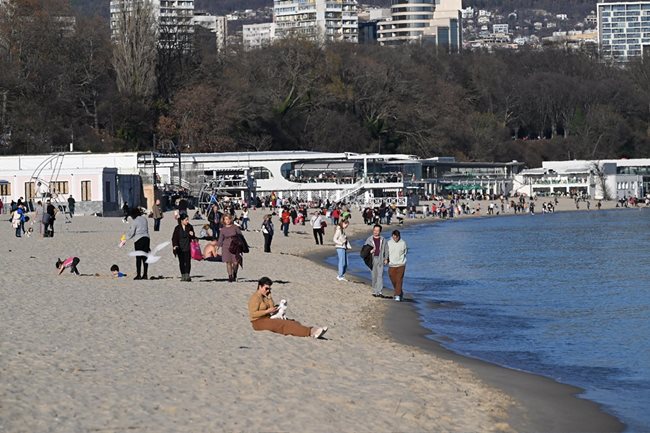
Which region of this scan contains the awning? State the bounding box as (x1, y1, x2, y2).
(294, 161, 357, 171)
(443, 184, 483, 190)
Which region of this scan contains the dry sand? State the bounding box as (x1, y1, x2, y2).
(0, 198, 628, 432)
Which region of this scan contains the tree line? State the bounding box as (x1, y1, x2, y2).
(1, 0, 649, 167)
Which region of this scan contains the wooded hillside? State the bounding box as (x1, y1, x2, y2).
(2, 0, 649, 167)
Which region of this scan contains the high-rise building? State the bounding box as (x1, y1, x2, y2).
(357, 7, 391, 44)
(376, 0, 462, 52)
(597, 1, 650, 62)
(110, 0, 195, 50)
(193, 12, 228, 51)
(273, 0, 359, 43)
(243, 23, 276, 50)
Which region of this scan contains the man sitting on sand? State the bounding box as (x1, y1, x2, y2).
(203, 237, 222, 262)
(248, 277, 327, 339)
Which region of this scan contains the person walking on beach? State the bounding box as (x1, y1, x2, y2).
(333, 219, 350, 281)
(365, 224, 389, 297)
(218, 214, 243, 282)
(152, 199, 163, 232)
(248, 277, 327, 339)
(207, 203, 221, 239)
(261, 214, 274, 253)
(122, 202, 130, 223)
(310, 210, 324, 245)
(67, 195, 76, 217)
(331, 207, 340, 226)
(45, 200, 57, 237)
(11, 204, 25, 237)
(280, 207, 291, 236)
(240, 207, 249, 231)
(126, 207, 151, 280)
(172, 212, 195, 282)
(33, 201, 44, 237)
(387, 230, 408, 302)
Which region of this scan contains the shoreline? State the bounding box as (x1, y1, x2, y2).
(384, 299, 625, 433)
(305, 205, 629, 433)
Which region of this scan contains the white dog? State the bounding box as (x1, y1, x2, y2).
(270, 299, 288, 320)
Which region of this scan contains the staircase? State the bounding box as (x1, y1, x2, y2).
(170, 176, 197, 193)
(334, 179, 367, 203)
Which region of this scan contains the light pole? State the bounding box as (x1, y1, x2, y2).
(152, 133, 157, 193)
(177, 144, 182, 189)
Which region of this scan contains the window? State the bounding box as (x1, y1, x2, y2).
(251, 167, 273, 180)
(0, 183, 10, 196)
(50, 181, 69, 195)
(104, 181, 111, 202)
(24, 182, 35, 200)
(81, 181, 92, 201)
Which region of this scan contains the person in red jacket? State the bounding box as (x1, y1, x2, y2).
(280, 207, 291, 237)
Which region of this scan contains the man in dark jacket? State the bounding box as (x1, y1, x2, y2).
(45, 200, 57, 237)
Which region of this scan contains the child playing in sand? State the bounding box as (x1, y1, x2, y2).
(110, 264, 127, 278)
(199, 224, 213, 239)
(56, 257, 80, 275)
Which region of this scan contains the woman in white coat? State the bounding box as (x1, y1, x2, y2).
(333, 219, 350, 281)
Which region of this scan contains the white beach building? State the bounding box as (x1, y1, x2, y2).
(512, 159, 650, 200)
(140, 151, 415, 208)
(0, 150, 531, 214)
(0, 152, 143, 215)
(0, 151, 414, 214)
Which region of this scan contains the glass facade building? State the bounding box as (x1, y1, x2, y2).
(376, 0, 461, 52)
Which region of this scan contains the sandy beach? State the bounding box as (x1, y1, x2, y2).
(0, 198, 629, 432)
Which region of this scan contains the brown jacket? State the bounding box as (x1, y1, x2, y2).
(248, 291, 274, 321)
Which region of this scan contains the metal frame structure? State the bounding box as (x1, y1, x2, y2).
(29, 153, 71, 221)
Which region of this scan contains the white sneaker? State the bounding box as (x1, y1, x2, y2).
(312, 327, 325, 339)
(336, 276, 348, 282)
(394, 296, 402, 302)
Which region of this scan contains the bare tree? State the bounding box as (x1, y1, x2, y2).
(111, 0, 157, 99)
(590, 161, 612, 201)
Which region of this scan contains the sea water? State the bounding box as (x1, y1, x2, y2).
(340, 209, 650, 432)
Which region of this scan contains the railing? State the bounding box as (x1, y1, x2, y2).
(170, 176, 193, 191)
(335, 179, 366, 202)
(356, 196, 408, 208)
(334, 175, 406, 203)
(529, 178, 590, 185)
